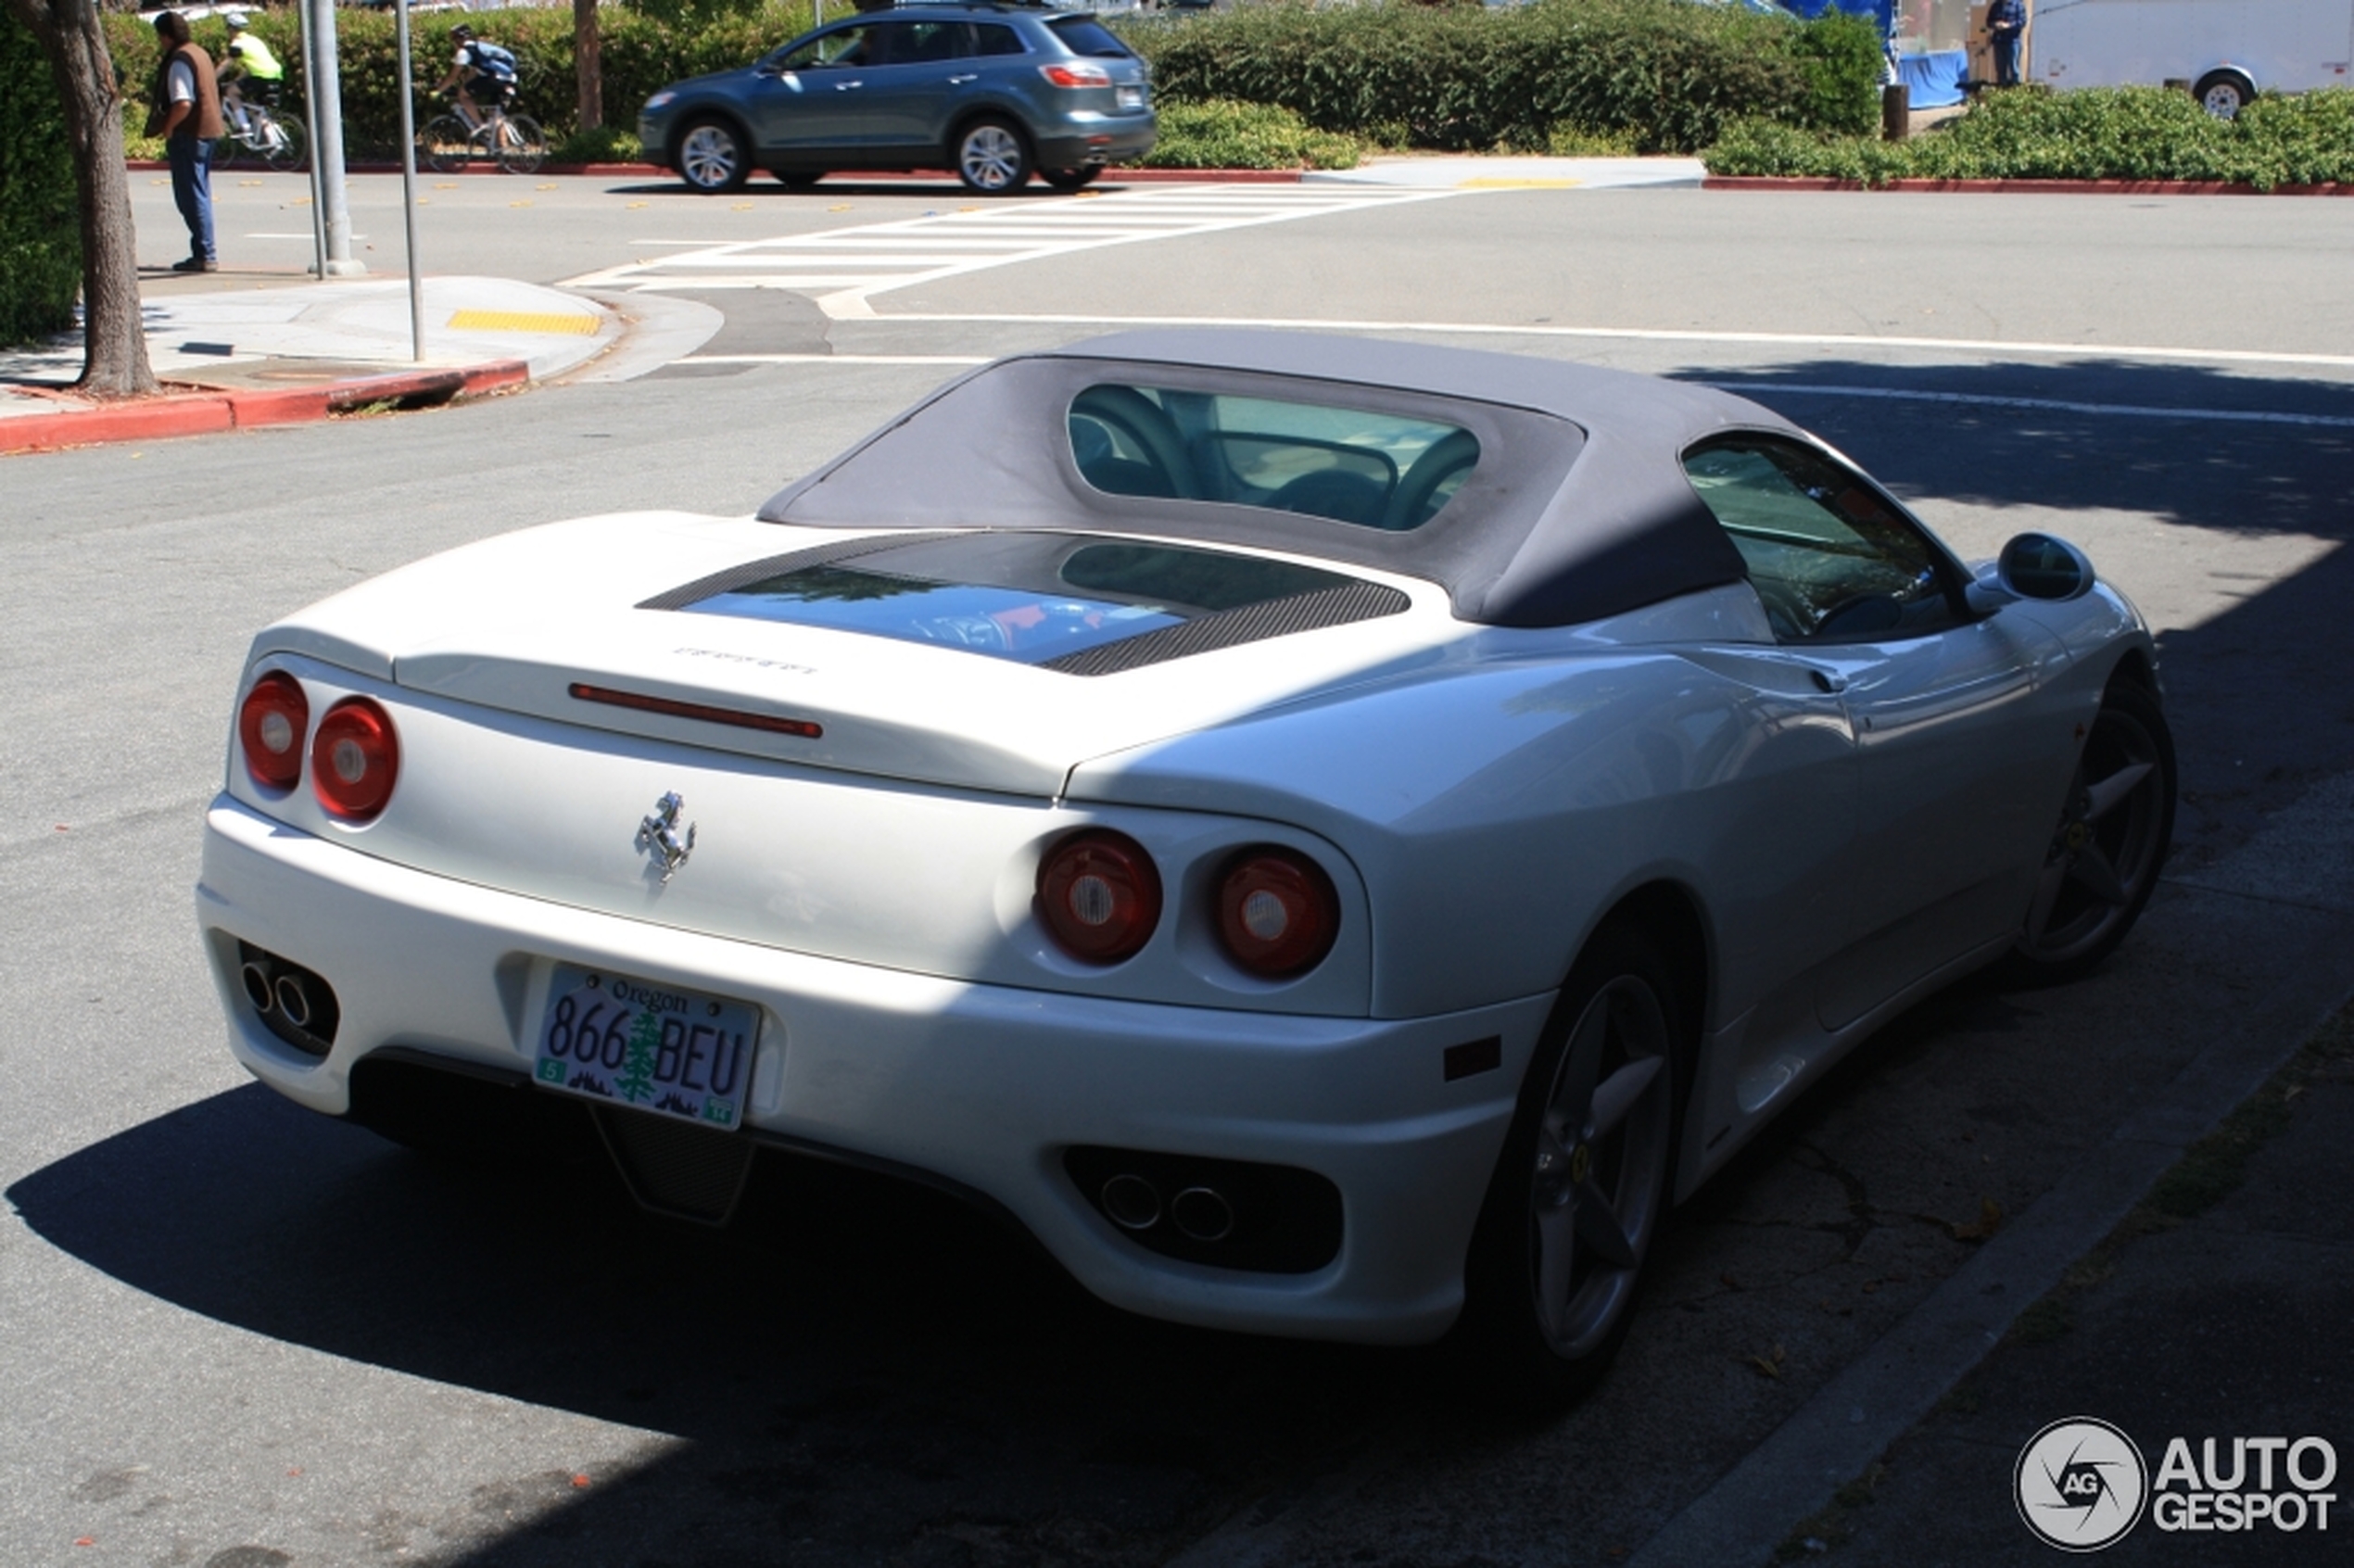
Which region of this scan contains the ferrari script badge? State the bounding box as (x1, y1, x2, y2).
(636, 791, 696, 882)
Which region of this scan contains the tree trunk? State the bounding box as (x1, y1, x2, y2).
(575, 0, 601, 134)
(6, 0, 158, 397)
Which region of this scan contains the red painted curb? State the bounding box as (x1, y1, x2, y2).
(1702, 174, 2354, 196)
(128, 158, 1306, 183)
(1, 359, 532, 454)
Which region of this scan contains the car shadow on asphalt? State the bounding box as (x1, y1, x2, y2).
(5, 1082, 1474, 1563)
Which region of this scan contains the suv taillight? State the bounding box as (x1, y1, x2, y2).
(238, 672, 309, 791)
(1039, 62, 1111, 89)
(1216, 848, 1340, 978)
(310, 698, 399, 822)
(1037, 830, 1161, 964)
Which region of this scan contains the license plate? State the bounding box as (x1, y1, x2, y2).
(1118, 85, 1145, 109)
(531, 963, 760, 1130)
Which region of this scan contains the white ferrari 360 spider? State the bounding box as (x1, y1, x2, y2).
(197, 332, 2173, 1400)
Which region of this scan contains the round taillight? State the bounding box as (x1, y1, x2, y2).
(1036, 829, 1161, 964)
(238, 672, 310, 791)
(310, 698, 399, 822)
(1217, 848, 1340, 978)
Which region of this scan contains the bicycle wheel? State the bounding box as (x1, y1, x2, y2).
(420, 115, 474, 173)
(259, 113, 305, 173)
(495, 113, 546, 175)
(210, 133, 244, 170)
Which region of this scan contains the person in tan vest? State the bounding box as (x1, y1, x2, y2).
(148, 11, 224, 272)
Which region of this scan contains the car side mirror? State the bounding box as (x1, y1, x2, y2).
(1967, 532, 2096, 613)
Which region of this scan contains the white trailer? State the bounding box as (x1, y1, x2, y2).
(2031, 0, 2354, 114)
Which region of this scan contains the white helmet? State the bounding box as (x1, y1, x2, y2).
(222, 10, 249, 27)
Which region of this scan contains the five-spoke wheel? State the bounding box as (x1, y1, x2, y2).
(1462, 924, 1681, 1406)
(2006, 680, 2175, 982)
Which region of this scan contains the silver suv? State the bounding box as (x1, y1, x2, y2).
(639, 3, 1156, 196)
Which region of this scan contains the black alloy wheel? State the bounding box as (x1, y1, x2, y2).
(2001, 678, 2176, 984)
(1459, 921, 1684, 1409)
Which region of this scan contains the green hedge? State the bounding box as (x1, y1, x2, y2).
(106, 4, 821, 157)
(2, 10, 81, 347)
(1142, 99, 1361, 170)
(1707, 85, 2354, 189)
(1123, 0, 1882, 155)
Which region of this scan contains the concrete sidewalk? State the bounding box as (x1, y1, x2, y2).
(1, 274, 620, 453)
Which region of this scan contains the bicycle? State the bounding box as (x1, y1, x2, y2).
(418, 90, 546, 175)
(214, 84, 305, 171)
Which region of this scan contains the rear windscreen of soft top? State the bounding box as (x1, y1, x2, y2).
(679, 531, 1365, 666)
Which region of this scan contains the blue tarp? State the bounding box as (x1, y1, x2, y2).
(1897, 48, 1969, 107)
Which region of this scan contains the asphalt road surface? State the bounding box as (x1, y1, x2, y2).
(7, 175, 2352, 1568)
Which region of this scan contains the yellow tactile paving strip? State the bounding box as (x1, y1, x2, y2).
(446, 309, 601, 335)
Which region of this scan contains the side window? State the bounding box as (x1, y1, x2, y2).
(973, 24, 1028, 57)
(778, 26, 870, 70)
(881, 21, 968, 65)
(1682, 435, 1961, 643)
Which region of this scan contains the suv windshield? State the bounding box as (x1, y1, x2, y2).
(1047, 17, 1131, 57)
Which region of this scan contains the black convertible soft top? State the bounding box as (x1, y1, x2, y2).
(757, 330, 1800, 628)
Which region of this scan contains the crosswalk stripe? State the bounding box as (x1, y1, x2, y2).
(562, 183, 1456, 307)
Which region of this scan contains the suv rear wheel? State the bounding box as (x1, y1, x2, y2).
(956, 117, 1031, 195)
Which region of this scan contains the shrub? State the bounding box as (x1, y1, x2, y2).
(1142, 99, 1361, 170)
(1122, 0, 1880, 155)
(1, 10, 81, 347)
(1707, 85, 2354, 189)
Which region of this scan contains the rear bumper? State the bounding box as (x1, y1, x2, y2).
(196, 795, 1547, 1345)
(1034, 119, 1157, 169)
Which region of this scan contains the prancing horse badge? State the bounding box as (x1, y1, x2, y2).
(636, 791, 696, 882)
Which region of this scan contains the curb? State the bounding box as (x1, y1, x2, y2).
(1703, 174, 2354, 196)
(0, 360, 528, 455)
(128, 159, 1307, 183)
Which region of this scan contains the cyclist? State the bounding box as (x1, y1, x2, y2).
(435, 23, 519, 129)
(215, 12, 284, 139)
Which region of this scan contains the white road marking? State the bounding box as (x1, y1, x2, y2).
(562, 185, 1456, 311)
(844, 309, 2354, 371)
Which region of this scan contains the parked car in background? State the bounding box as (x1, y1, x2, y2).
(638, 1, 1156, 195)
(2032, 0, 2354, 116)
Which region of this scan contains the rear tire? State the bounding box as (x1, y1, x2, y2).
(956, 116, 1031, 194)
(259, 114, 305, 173)
(496, 113, 546, 175)
(677, 116, 751, 194)
(1457, 922, 1685, 1410)
(2193, 70, 2255, 119)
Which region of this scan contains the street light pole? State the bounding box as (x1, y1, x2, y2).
(307, 0, 365, 277)
(393, 0, 425, 360)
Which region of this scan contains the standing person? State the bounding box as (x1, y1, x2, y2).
(435, 23, 519, 128)
(1987, 0, 2027, 89)
(147, 10, 224, 272)
(216, 11, 285, 138)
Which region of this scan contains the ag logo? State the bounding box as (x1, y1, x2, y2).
(2017, 1418, 2149, 1551)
